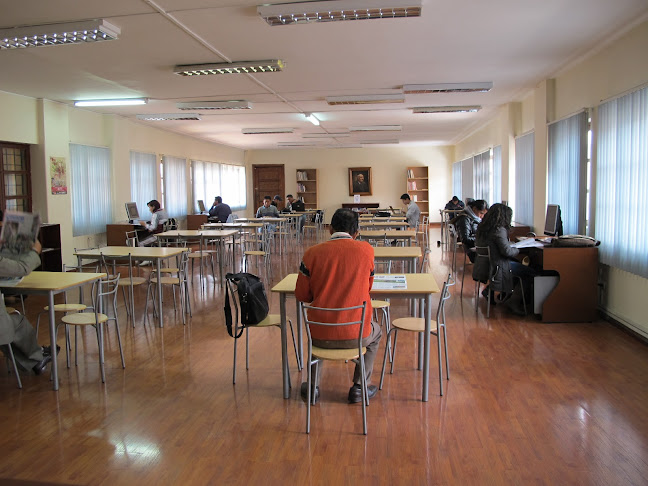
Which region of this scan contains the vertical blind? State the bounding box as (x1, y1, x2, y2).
(192, 160, 221, 212)
(220, 164, 247, 211)
(70, 144, 112, 237)
(193, 161, 246, 212)
(452, 161, 462, 200)
(596, 85, 648, 278)
(130, 151, 157, 217)
(473, 149, 491, 203)
(548, 111, 588, 235)
(514, 132, 534, 225)
(162, 155, 187, 218)
(461, 157, 474, 200)
(492, 145, 502, 204)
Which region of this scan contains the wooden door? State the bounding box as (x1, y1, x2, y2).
(253, 165, 285, 211)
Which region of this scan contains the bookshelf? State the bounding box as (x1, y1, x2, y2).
(38, 223, 62, 272)
(296, 169, 318, 210)
(406, 167, 429, 216)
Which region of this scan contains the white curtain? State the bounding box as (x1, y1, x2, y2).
(163, 155, 187, 218)
(514, 132, 534, 225)
(70, 144, 112, 237)
(461, 157, 474, 200)
(473, 149, 490, 202)
(452, 161, 462, 200)
(492, 145, 502, 204)
(192, 160, 221, 212)
(596, 86, 648, 278)
(221, 164, 247, 211)
(548, 111, 588, 235)
(130, 151, 157, 217)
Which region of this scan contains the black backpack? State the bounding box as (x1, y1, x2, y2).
(224, 272, 270, 338)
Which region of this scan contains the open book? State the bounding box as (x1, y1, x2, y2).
(0, 210, 41, 254)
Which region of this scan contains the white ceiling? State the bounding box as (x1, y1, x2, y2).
(2, 0, 647, 150)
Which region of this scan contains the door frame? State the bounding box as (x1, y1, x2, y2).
(252, 164, 285, 211)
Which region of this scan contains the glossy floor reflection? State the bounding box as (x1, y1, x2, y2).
(1, 228, 647, 485)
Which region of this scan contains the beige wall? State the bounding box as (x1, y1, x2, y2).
(246, 146, 453, 223)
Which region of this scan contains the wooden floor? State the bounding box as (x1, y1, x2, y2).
(1, 228, 648, 485)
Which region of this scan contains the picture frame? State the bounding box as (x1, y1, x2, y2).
(349, 167, 372, 196)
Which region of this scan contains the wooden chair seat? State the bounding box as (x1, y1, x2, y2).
(188, 251, 212, 258)
(61, 312, 109, 326)
(5, 307, 18, 314)
(311, 346, 366, 361)
(371, 299, 390, 309)
(150, 276, 180, 285)
(160, 267, 179, 274)
(44, 303, 87, 312)
(244, 250, 267, 257)
(117, 277, 147, 286)
(391, 317, 438, 333)
(255, 314, 282, 328)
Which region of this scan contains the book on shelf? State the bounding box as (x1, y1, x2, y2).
(0, 210, 41, 254)
(297, 170, 309, 181)
(407, 181, 417, 191)
(407, 169, 414, 178)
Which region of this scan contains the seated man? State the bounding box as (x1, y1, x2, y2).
(271, 195, 283, 210)
(0, 240, 54, 375)
(296, 209, 382, 404)
(285, 194, 306, 233)
(256, 196, 281, 218)
(401, 193, 421, 228)
(445, 196, 465, 211)
(208, 196, 232, 223)
(454, 199, 488, 262)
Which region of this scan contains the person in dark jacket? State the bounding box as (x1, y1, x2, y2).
(472, 203, 535, 314)
(454, 199, 488, 262)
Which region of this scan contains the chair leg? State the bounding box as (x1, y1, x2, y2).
(288, 319, 301, 370)
(98, 322, 106, 383)
(245, 327, 250, 370)
(232, 323, 238, 384)
(390, 329, 399, 374)
(443, 324, 449, 380)
(379, 328, 395, 389)
(306, 350, 312, 434)
(3, 344, 22, 389)
(360, 354, 368, 435)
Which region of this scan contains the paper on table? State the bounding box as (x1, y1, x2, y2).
(372, 274, 407, 290)
(511, 238, 546, 249)
(0, 276, 24, 287)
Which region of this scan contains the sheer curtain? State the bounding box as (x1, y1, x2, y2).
(473, 149, 490, 202)
(192, 160, 221, 212)
(130, 151, 157, 216)
(70, 144, 112, 236)
(492, 145, 502, 204)
(221, 164, 247, 211)
(596, 86, 648, 278)
(162, 155, 187, 218)
(514, 132, 534, 225)
(461, 157, 474, 200)
(452, 161, 462, 199)
(548, 111, 588, 235)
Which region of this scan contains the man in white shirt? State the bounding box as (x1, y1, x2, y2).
(401, 193, 421, 228)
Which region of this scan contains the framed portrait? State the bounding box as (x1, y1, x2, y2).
(349, 167, 372, 196)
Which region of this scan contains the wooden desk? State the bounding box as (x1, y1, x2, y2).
(373, 246, 422, 273)
(106, 223, 144, 246)
(271, 272, 440, 401)
(0, 271, 106, 390)
(360, 221, 409, 230)
(359, 230, 417, 246)
(187, 214, 208, 230)
(342, 203, 379, 211)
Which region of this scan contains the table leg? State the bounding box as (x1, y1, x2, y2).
(219, 237, 224, 285)
(417, 298, 423, 371)
(48, 292, 59, 390)
(280, 294, 290, 398)
(422, 293, 432, 402)
(296, 299, 303, 370)
(157, 259, 164, 328)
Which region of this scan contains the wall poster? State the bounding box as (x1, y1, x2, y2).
(50, 156, 67, 195)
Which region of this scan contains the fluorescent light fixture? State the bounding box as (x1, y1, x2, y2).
(412, 105, 481, 114)
(302, 133, 351, 138)
(304, 113, 320, 126)
(403, 82, 493, 94)
(258, 0, 422, 26)
(278, 142, 322, 147)
(326, 94, 405, 105)
(174, 60, 284, 76)
(242, 128, 294, 134)
(350, 125, 401, 132)
(0, 19, 120, 49)
(177, 101, 252, 110)
(74, 98, 148, 107)
(360, 139, 399, 144)
(136, 113, 200, 121)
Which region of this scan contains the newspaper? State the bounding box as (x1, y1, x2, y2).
(0, 210, 41, 254)
(372, 275, 407, 290)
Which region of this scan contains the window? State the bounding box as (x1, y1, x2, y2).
(514, 132, 534, 225)
(452, 161, 462, 200)
(548, 111, 588, 234)
(473, 149, 491, 203)
(220, 164, 246, 211)
(0, 142, 32, 212)
(130, 151, 157, 215)
(162, 155, 187, 218)
(461, 157, 473, 200)
(70, 144, 112, 236)
(596, 85, 648, 278)
(192, 160, 221, 212)
(492, 145, 502, 204)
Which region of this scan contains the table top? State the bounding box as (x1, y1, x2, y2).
(373, 247, 422, 258)
(237, 217, 285, 223)
(271, 273, 439, 295)
(0, 271, 106, 292)
(202, 222, 263, 229)
(156, 229, 238, 238)
(75, 246, 187, 258)
(360, 221, 409, 228)
(359, 230, 417, 238)
(359, 216, 406, 221)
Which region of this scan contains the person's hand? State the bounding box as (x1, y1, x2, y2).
(33, 240, 42, 254)
(140, 221, 146, 227)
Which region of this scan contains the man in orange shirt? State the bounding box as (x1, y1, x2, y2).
(296, 209, 382, 404)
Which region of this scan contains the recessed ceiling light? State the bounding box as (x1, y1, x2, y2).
(278, 142, 323, 147)
(302, 133, 351, 138)
(326, 94, 405, 105)
(350, 125, 402, 132)
(304, 113, 320, 126)
(0, 19, 120, 49)
(242, 128, 294, 134)
(360, 139, 399, 144)
(75, 98, 147, 107)
(403, 82, 493, 94)
(177, 101, 252, 110)
(174, 60, 284, 76)
(412, 106, 481, 113)
(136, 113, 200, 121)
(258, 0, 422, 26)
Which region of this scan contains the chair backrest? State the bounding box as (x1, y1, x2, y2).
(226, 214, 235, 223)
(472, 245, 492, 283)
(163, 218, 178, 231)
(301, 302, 367, 349)
(437, 273, 454, 325)
(125, 230, 139, 247)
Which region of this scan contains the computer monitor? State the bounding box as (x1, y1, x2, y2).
(125, 202, 140, 223)
(544, 204, 563, 237)
(197, 199, 206, 213)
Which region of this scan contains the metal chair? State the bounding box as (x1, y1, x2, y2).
(302, 302, 369, 435)
(1, 307, 23, 388)
(145, 251, 192, 324)
(35, 263, 88, 335)
(379, 275, 453, 397)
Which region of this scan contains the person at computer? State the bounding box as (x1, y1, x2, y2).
(473, 203, 535, 315)
(139, 199, 168, 246)
(285, 194, 306, 233)
(400, 193, 421, 228)
(0, 239, 56, 375)
(454, 199, 488, 262)
(445, 196, 465, 211)
(208, 196, 232, 223)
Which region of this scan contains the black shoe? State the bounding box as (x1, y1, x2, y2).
(41, 345, 61, 357)
(348, 384, 378, 404)
(481, 288, 496, 305)
(32, 355, 52, 375)
(300, 382, 320, 404)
